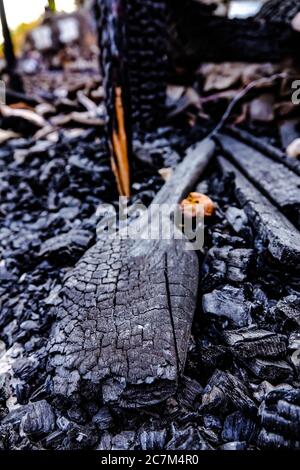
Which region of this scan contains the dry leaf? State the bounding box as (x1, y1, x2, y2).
(242, 63, 278, 87)
(249, 94, 275, 123)
(200, 63, 243, 93)
(0, 129, 21, 144)
(180, 192, 215, 218)
(0, 104, 47, 128)
(51, 111, 105, 127)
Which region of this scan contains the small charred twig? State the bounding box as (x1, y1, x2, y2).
(5, 88, 40, 107)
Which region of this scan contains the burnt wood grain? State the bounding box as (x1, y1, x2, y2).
(218, 134, 300, 228)
(218, 156, 300, 267)
(47, 139, 215, 409)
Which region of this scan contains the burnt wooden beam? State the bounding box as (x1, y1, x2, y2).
(225, 126, 300, 177)
(255, 0, 300, 24)
(47, 139, 215, 409)
(218, 134, 300, 228)
(169, 1, 300, 67)
(218, 156, 300, 267)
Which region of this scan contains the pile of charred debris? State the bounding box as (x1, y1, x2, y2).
(0, 0, 300, 451)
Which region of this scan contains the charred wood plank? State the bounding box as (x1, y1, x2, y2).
(258, 386, 300, 449)
(202, 285, 253, 328)
(200, 370, 257, 415)
(225, 126, 300, 177)
(218, 156, 300, 267)
(255, 0, 300, 24)
(241, 357, 294, 383)
(222, 326, 287, 359)
(218, 134, 300, 228)
(170, 3, 299, 67)
(273, 295, 300, 327)
(47, 139, 215, 409)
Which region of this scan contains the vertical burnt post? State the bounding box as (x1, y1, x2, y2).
(125, 0, 169, 136)
(0, 0, 23, 92)
(96, 0, 131, 196)
(96, 0, 170, 195)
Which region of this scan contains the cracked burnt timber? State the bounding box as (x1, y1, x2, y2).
(47, 139, 215, 409)
(217, 156, 300, 267)
(219, 134, 300, 228)
(169, 0, 300, 67)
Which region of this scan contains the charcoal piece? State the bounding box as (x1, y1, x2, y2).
(97, 432, 112, 450)
(219, 441, 247, 450)
(61, 423, 99, 450)
(2, 407, 29, 428)
(0, 423, 35, 450)
(165, 424, 212, 451)
(203, 414, 222, 434)
(225, 207, 248, 234)
(20, 400, 56, 438)
(0, 263, 16, 282)
(39, 229, 94, 264)
(219, 134, 300, 227)
(273, 295, 300, 327)
(222, 411, 257, 443)
(258, 428, 300, 449)
(197, 426, 219, 446)
(218, 157, 300, 266)
(0, 340, 5, 358)
(28, 376, 52, 402)
(138, 426, 167, 450)
(198, 344, 228, 370)
(0, 373, 10, 405)
(222, 326, 287, 359)
(12, 356, 40, 381)
(202, 247, 254, 287)
(211, 232, 246, 248)
(44, 430, 66, 449)
(47, 140, 215, 409)
(242, 358, 294, 383)
(177, 376, 203, 410)
(0, 374, 10, 420)
(111, 431, 136, 451)
(289, 332, 300, 351)
(258, 387, 300, 449)
(201, 370, 257, 415)
(92, 407, 113, 431)
(202, 285, 253, 327)
(67, 405, 87, 424)
(20, 320, 40, 332)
